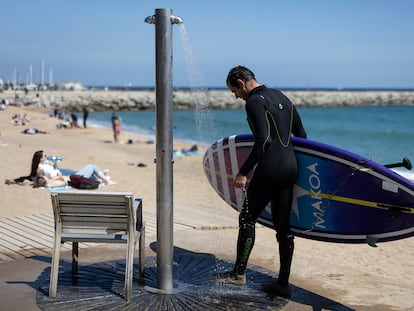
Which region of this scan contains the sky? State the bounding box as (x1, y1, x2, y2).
(1, 0, 413, 89)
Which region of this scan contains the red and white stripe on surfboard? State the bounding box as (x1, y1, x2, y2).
(206, 135, 245, 211)
(228, 136, 245, 211)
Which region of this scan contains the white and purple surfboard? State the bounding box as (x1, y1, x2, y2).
(203, 134, 414, 244)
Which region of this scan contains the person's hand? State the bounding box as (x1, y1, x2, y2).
(233, 173, 247, 189)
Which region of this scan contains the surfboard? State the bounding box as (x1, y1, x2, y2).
(203, 134, 414, 244)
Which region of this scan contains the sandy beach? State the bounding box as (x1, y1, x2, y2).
(0, 104, 413, 311)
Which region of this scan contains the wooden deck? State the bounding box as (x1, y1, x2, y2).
(0, 212, 193, 263)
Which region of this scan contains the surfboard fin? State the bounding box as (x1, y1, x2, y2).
(366, 235, 378, 247)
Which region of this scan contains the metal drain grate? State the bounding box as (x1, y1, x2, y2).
(37, 249, 287, 310)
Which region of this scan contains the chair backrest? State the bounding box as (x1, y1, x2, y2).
(51, 191, 135, 235)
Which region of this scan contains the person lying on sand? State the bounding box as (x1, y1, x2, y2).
(10, 113, 30, 126)
(36, 150, 115, 187)
(5, 150, 115, 188)
(21, 128, 49, 135)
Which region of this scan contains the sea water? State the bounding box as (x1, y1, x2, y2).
(86, 105, 413, 170)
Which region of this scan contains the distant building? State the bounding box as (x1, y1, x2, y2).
(56, 82, 85, 91)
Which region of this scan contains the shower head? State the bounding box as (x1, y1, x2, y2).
(144, 15, 156, 24)
(144, 14, 183, 24)
(171, 15, 183, 24)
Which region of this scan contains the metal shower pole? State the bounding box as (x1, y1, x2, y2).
(145, 8, 183, 294)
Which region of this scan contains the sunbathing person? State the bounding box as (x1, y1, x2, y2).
(22, 128, 49, 135)
(36, 150, 115, 186)
(11, 113, 30, 126)
(6, 150, 115, 188)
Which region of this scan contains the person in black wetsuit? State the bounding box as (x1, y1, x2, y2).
(216, 66, 307, 299)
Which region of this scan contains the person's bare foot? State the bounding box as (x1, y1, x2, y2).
(105, 180, 116, 186)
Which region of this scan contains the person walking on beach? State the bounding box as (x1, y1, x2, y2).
(83, 107, 89, 128)
(216, 66, 307, 299)
(111, 112, 121, 143)
(70, 112, 80, 128)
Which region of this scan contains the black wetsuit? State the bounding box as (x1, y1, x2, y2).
(234, 85, 306, 286)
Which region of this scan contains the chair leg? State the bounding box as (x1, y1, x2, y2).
(139, 223, 145, 276)
(72, 242, 79, 279)
(125, 239, 134, 301)
(49, 238, 62, 298)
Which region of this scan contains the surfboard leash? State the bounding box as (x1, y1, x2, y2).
(325, 160, 414, 214)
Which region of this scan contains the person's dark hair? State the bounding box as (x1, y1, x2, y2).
(33, 176, 47, 188)
(226, 65, 256, 88)
(30, 150, 43, 177)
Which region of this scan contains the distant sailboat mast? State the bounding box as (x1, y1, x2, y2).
(29, 64, 33, 85)
(40, 61, 45, 86)
(49, 67, 53, 85)
(13, 68, 17, 88)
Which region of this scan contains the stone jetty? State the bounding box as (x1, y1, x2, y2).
(2, 89, 414, 112)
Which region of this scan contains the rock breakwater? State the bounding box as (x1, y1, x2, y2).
(2, 89, 414, 112)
